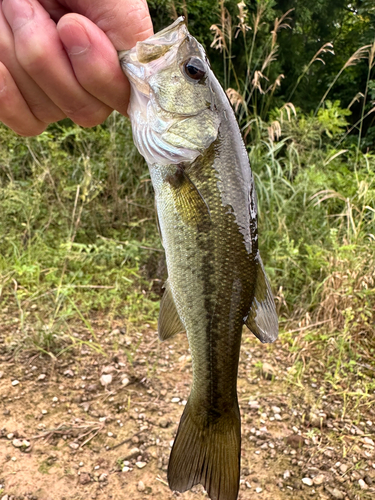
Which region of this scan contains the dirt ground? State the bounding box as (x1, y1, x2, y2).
(0, 317, 374, 500)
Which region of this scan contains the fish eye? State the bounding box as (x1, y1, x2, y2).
(183, 57, 206, 82)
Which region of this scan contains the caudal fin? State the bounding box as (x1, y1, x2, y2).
(168, 401, 241, 500)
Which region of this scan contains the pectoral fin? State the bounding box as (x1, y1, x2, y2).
(245, 254, 278, 343)
(166, 166, 210, 228)
(158, 281, 185, 341)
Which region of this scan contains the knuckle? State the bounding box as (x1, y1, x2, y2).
(66, 102, 111, 128)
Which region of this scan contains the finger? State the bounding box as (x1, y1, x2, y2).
(62, 0, 154, 49)
(3, 0, 113, 127)
(57, 14, 130, 116)
(0, 62, 47, 136)
(0, 4, 66, 124)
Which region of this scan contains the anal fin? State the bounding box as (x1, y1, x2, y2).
(245, 253, 278, 343)
(158, 280, 185, 341)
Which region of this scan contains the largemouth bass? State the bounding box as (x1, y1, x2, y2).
(119, 17, 278, 500)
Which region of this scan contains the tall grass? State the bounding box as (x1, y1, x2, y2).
(0, 115, 160, 355)
(209, 1, 375, 343)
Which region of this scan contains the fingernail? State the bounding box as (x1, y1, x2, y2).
(4, 0, 34, 31)
(59, 21, 90, 56)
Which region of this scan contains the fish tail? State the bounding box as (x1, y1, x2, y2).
(168, 400, 241, 500)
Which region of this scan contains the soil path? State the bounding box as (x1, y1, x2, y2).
(0, 318, 374, 500)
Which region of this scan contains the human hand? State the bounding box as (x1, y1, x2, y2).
(0, 0, 153, 135)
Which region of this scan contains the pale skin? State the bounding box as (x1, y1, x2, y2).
(0, 0, 153, 136)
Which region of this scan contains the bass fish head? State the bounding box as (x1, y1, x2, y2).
(119, 17, 220, 165)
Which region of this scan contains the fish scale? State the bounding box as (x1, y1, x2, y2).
(120, 17, 278, 500)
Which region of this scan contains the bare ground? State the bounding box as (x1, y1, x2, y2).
(0, 315, 374, 500)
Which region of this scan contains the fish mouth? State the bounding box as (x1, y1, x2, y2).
(119, 16, 188, 96)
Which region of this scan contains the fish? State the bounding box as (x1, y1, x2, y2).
(119, 17, 278, 500)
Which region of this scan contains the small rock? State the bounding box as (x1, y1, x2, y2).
(313, 474, 325, 486)
(302, 478, 313, 486)
(7, 433, 14, 440)
(272, 406, 281, 414)
(64, 369, 74, 377)
(363, 437, 375, 446)
(52, 397, 59, 403)
(86, 384, 98, 393)
(121, 377, 130, 386)
(100, 374, 112, 386)
(12, 438, 24, 448)
(286, 434, 304, 449)
(275, 413, 282, 421)
(330, 488, 345, 499)
(98, 473, 108, 482)
(262, 362, 275, 380)
(1, 495, 9, 500)
(358, 479, 368, 490)
(364, 475, 372, 486)
(138, 481, 146, 492)
(171, 397, 180, 403)
(69, 442, 80, 450)
(136, 461, 147, 469)
(248, 401, 260, 409)
(79, 472, 91, 485)
(283, 470, 291, 480)
(102, 365, 115, 374)
(339, 464, 348, 474)
(37, 374, 46, 381)
(159, 418, 170, 428)
(122, 466, 131, 472)
(11, 380, 20, 386)
(255, 487, 263, 493)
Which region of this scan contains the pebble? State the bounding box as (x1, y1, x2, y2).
(331, 488, 345, 499)
(69, 443, 80, 450)
(52, 397, 59, 403)
(272, 406, 281, 414)
(98, 473, 108, 482)
(11, 380, 19, 386)
(138, 481, 146, 492)
(100, 374, 113, 386)
(12, 439, 24, 448)
(339, 464, 348, 474)
(41, 410, 48, 415)
(249, 401, 260, 409)
(121, 377, 130, 386)
(302, 478, 313, 486)
(358, 479, 368, 490)
(37, 374, 46, 381)
(136, 461, 147, 469)
(313, 474, 325, 485)
(7, 433, 14, 440)
(102, 365, 115, 374)
(255, 487, 263, 493)
(64, 369, 74, 377)
(262, 362, 275, 380)
(274, 414, 282, 421)
(171, 397, 180, 403)
(122, 466, 131, 472)
(363, 437, 375, 446)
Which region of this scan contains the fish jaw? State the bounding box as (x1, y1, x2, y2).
(119, 18, 220, 166)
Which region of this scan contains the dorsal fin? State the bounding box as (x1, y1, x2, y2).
(244, 254, 278, 343)
(158, 280, 185, 341)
